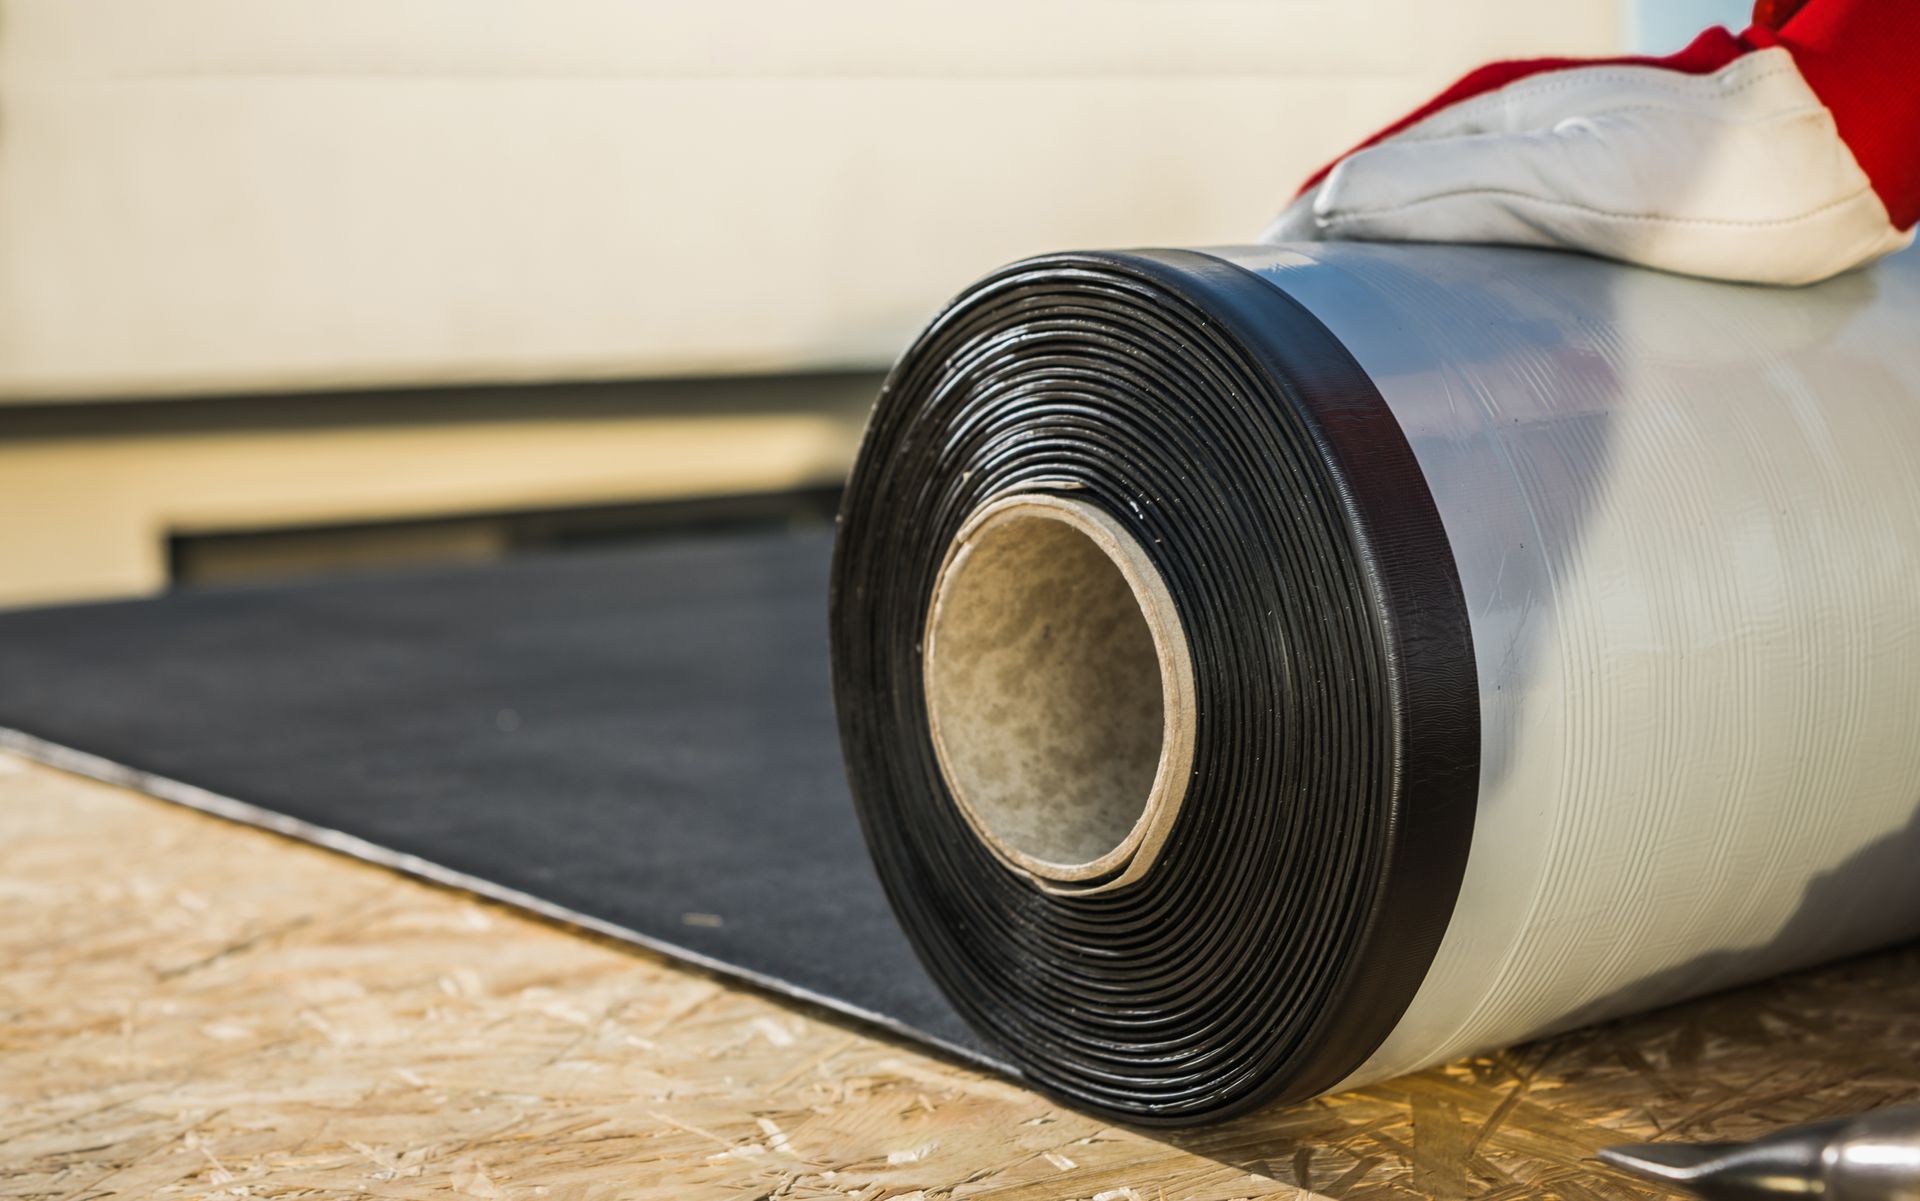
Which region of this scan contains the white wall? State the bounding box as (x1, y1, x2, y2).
(0, 1, 1625, 402)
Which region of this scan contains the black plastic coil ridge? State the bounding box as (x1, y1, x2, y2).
(829, 249, 1481, 1123)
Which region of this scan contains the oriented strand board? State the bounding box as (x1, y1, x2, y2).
(2, 752, 1916, 1200)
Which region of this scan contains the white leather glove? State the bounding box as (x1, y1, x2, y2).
(1263, 9, 1918, 287)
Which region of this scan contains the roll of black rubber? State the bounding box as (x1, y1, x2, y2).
(834, 241, 1920, 1124)
(830, 249, 1479, 1123)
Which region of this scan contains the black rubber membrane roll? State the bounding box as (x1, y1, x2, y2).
(830, 243, 1920, 1123)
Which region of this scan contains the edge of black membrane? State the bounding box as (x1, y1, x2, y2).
(830, 249, 1479, 1123)
(0, 532, 999, 1071)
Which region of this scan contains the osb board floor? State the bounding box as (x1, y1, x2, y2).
(3, 753, 1918, 1201)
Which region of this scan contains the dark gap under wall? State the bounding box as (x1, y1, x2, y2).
(167, 486, 845, 589)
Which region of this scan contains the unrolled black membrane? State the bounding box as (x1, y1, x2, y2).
(830, 250, 1480, 1122)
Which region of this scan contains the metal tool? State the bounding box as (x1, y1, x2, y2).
(1601, 1104, 1920, 1201)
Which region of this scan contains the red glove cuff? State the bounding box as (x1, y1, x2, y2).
(1750, 0, 1920, 229)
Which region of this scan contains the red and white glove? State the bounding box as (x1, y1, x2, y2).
(1262, 0, 1919, 285)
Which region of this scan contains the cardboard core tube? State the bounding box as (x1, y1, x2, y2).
(923, 495, 1196, 890)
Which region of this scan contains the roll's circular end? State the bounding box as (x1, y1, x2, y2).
(830, 248, 1479, 1122)
(923, 495, 1195, 890)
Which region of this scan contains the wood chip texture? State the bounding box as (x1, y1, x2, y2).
(2, 753, 1915, 1200)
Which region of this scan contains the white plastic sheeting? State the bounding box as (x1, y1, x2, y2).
(1221, 243, 1920, 1087)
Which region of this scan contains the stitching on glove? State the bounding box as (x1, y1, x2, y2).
(1323, 182, 1879, 230)
(1488, 53, 1799, 105)
(1540, 99, 1832, 125)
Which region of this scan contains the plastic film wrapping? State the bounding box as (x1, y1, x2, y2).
(829, 243, 1920, 1124)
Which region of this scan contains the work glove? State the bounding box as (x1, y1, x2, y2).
(1263, 0, 1918, 285)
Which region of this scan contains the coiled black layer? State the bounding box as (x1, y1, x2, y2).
(830, 249, 1479, 1123)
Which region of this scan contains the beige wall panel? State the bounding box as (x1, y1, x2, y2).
(0, 404, 867, 606)
(0, 0, 1623, 401)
